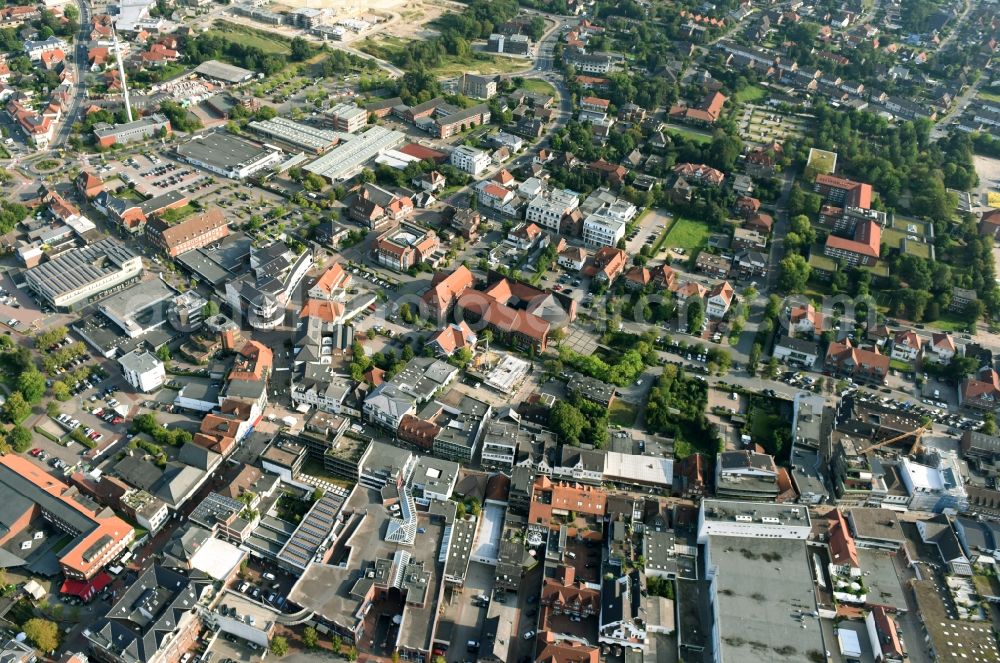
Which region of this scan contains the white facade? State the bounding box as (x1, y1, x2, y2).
(526, 189, 579, 231)
(582, 213, 626, 247)
(706, 293, 732, 319)
(697, 499, 812, 542)
(450, 146, 491, 176)
(119, 350, 165, 393)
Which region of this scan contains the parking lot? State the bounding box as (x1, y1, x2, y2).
(0, 272, 46, 332)
(442, 561, 495, 663)
(624, 208, 672, 257)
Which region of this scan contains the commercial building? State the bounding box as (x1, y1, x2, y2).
(286, 487, 451, 661)
(176, 131, 283, 179)
(697, 520, 824, 663)
(373, 222, 440, 272)
(327, 102, 368, 133)
(87, 565, 210, 663)
(580, 189, 636, 247)
(145, 207, 230, 257)
(225, 241, 314, 330)
(24, 238, 143, 310)
(461, 74, 499, 99)
(304, 126, 406, 182)
(773, 335, 820, 367)
(450, 145, 491, 176)
(247, 116, 340, 153)
(92, 113, 170, 147)
(487, 33, 530, 55)
(118, 349, 166, 392)
(697, 499, 812, 540)
(714, 450, 791, 502)
(193, 59, 254, 84)
(0, 456, 134, 580)
(525, 188, 580, 232)
(435, 104, 491, 139)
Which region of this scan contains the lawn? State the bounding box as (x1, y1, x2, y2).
(609, 400, 637, 427)
(519, 78, 556, 97)
(158, 204, 197, 223)
(358, 37, 526, 77)
(206, 21, 291, 55)
(979, 90, 1000, 105)
(927, 312, 974, 333)
(733, 85, 766, 104)
(664, 124, 712, 145)
(663, 217, 712, 252)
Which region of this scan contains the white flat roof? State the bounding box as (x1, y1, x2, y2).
(901, 457, 944, 491)
(190, 536, 245, 580)
(471, 502, 504, 563)
(604, 452, 673, 487)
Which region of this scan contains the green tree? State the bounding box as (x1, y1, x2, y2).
(270, 636, 289, 657)
(346, 646, 359, 661)
(17, 368, 45, 404)
(747, 343, 762, 376)
(982, 413, 998, 436)
(8, 425, 31, 453)
(686, 299, 705, 335)
(549, 401, 586, 445)
(779, 254, 811, 293)
(3, 392, 31, 424)
(302, 626, 319, 650)
(52, 381, 71, 401)
(455, 501, 466, 518)
(22, 618, 59, 653)
(156, 345, 171, 362)
(290, 36, 311, 61)
(764, 357, 779, 380)
(202, 300, 220, 317)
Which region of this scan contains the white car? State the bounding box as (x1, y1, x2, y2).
(523, 631, 536, 640)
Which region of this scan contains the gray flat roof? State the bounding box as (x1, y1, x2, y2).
(176, 132, 276, 172)
(304, 126, 405, 181)
(194, 60, 254, 83)
(99, 278, 174, 321)
(26, 238, 138, 301)
(710, 536, 824, 663)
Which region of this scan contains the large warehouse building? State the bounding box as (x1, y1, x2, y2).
(304, 125, 405, 182)
(176, 131, 283, 179)
(24, 238, 143, 310)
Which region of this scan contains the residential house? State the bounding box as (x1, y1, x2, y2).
(349, 183, 413, 231)
(669, 90, 727, 125)
(890, 330, 922, 363)
(925, 332, 957, 364)
(706, 281, 735, 318)
(826, 339, 889, 383)
(694, 253, 731, 279)
(961, 368, 1000, 413)
(428, 321, 477, 357)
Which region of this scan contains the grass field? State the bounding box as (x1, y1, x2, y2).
(733, 85, 766, 104)
(609, 400, 637, 427)
(664, 124, 712, 145)
(358, 36, 526, 77)
(207, 21, 291, 55)
(519, 78, 556, 97)
(979, 90, 1000, 104)
(663, 217, 712, 252)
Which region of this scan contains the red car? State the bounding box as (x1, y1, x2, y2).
(112, 417, 124, 425)
(29, 448, 41, 457)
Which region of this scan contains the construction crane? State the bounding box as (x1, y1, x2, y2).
(857, 424, 930, 456)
